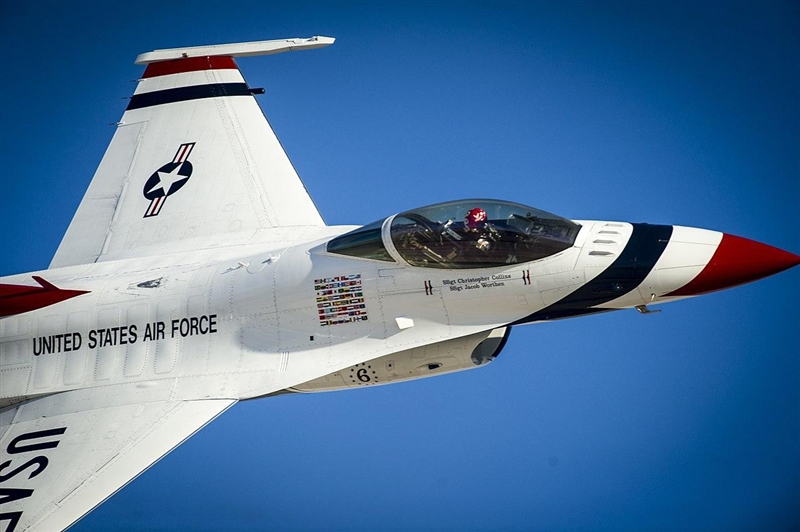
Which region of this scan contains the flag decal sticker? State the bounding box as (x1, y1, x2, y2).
(143, 142, 196, 218)
(314, 274, 368, 326)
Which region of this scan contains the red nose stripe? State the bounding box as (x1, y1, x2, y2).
(667, 233, 800, 297)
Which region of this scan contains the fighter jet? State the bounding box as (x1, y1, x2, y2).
(0, 36, 797, 532)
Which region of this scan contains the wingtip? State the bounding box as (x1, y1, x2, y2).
(312, 35, 336, 44)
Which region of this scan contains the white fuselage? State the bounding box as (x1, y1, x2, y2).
(0, 220, 722, 406)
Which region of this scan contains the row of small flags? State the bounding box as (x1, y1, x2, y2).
(314, 273, 368, 326)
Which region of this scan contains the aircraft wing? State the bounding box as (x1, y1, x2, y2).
(0, 384, 235, 531)
(50, 37, 332, 269)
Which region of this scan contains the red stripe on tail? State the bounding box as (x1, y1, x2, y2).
(142, 56, 238, 79)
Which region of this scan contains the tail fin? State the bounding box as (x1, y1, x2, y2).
(50, 36, 332, 269)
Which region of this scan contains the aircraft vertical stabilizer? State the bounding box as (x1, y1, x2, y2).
(50, 37, 332, 269)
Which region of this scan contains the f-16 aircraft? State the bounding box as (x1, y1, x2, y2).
(1, 36, 798, 531)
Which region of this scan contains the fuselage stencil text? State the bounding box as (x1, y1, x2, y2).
(31, 314, 218, 356)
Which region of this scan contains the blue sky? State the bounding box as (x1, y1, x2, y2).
(1, 1, 799, 530)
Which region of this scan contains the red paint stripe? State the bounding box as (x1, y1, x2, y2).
(142, 56, 238, 79)
(146, 197, 162, 217)
(153, 196, 165, 215)
(667, 233, 800, 297)
(173, 143, 195, 163)
(174, 144, 187, 163)
(0, 279, 89, 318)
(0, 284, 40, 297)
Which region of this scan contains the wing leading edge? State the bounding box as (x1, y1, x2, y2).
(50, 36, 333, 269)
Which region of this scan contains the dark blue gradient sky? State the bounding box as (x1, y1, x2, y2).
(1, 1, 798, 530)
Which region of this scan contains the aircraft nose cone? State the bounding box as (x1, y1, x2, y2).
(668, 233, 800, 296)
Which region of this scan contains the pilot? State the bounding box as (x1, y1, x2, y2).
(464, 207, 494, 252)
(465, 207, 487, 229)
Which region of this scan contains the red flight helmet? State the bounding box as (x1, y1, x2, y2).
(465, 207, 487, 229)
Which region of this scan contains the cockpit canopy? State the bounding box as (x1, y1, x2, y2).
(326, 199, 581, 269)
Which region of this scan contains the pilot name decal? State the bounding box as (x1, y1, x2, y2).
(0, 427, 67, 532)
(31, 314, 218, 356)
(142, 142, 196, 218)
(442, 273, 513, 292)
(314, 274, 368, 326)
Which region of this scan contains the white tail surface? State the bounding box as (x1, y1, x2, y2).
(51, 37, 332, 269)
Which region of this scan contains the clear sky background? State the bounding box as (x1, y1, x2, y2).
(1, 1, 799, 530)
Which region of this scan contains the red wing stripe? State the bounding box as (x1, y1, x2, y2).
(0, 279, 90, 318)
(142, 56, 238, 79)
(32, 275, 58, 290)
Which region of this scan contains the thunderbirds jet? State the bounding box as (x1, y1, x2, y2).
(1, 36, 798, 531)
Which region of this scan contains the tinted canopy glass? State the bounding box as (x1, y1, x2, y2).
(390, 199, 580, 269)
(326, 218, 393, 262)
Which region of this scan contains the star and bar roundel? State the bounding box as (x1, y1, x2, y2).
(142, 142, 196, 218)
